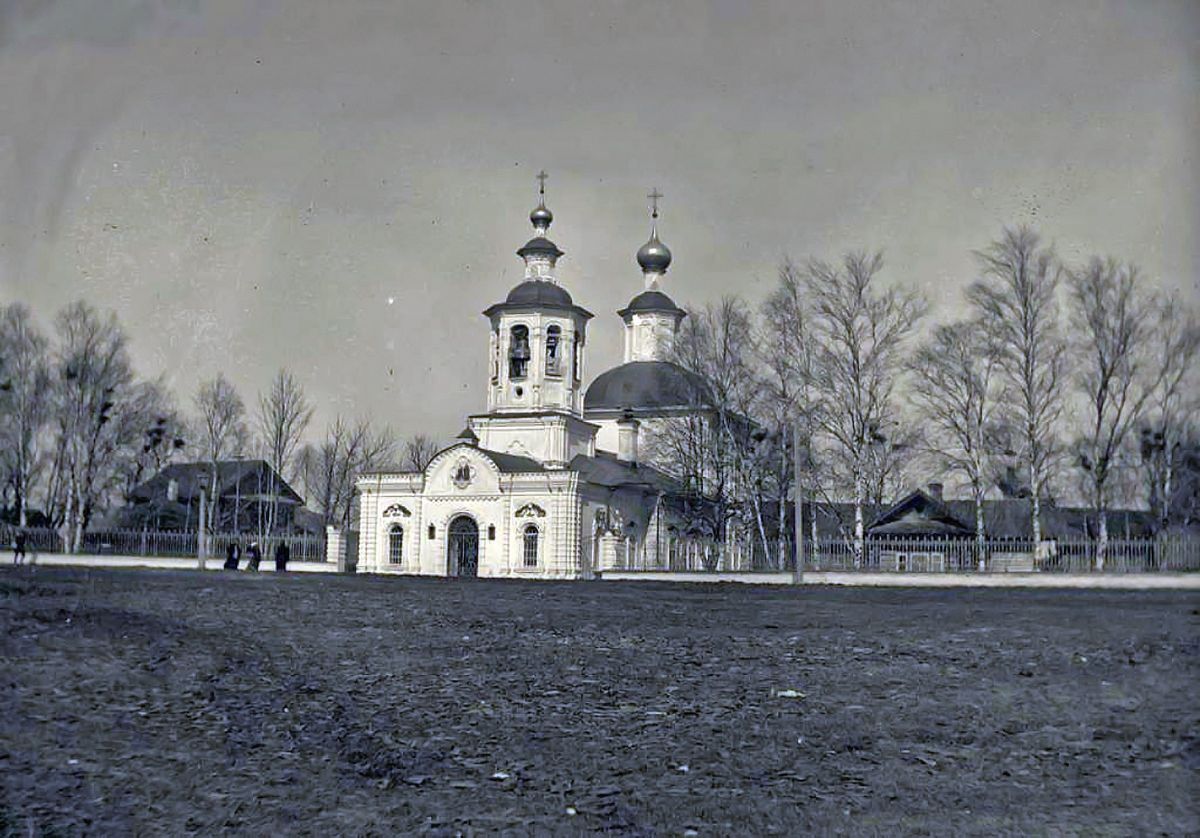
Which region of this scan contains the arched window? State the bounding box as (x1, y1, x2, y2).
(545, 325, 561, 375)
(388, 524, 404, 564)
(522, 524, 539, 568)
(509, 325, 530, 379)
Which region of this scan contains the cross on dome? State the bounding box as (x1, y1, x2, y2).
(637, 186, 672, 278)
(529, 169, 553, 235)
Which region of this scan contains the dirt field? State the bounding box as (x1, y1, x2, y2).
(1, 568, 1197, 836)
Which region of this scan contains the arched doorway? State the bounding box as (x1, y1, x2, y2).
(447, 515, 479, 577)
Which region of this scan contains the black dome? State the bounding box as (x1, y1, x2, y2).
(584, 361, 713, 412)
(504, 279, 575, 307)
(618, 290, 685, 317)
(516, 236, 563, 260)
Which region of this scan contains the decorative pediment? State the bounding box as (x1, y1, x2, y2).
(515, 503, 547, 518)
(452, 457, 475, 489)
(382, 503, 412, 518)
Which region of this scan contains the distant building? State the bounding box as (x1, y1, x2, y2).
(120, 460, 305, 533)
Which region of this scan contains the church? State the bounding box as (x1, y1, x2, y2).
(355, 177, 718, 578)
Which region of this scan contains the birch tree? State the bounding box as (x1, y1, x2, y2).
(0, 303, 52, 527)
(966, 227, 1064, 548)
(52, 301, 135, 550)
(193, 373, 247, 530)
(805, 251, 925, 561)
(1067, 258, 1158, 565)
(909, 320, 1003, 554)
(256, 368, 313, 535)
(1139, 294, 1200, 529)
(759, 259, 818, 568)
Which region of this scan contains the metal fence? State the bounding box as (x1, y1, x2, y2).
(3, 528, 328, 562)
(644, 534, 1200, 574)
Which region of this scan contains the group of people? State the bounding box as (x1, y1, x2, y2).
(223, 539, 291, 573)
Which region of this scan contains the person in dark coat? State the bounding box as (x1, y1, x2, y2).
(246, 541, 262, 572)
(12, 529, 27, 566)
(223, 541, 241, 571)
(274, 540, 290, 573)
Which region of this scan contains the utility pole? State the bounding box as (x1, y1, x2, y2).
(793, 422, 804, 585)
(197, 487, 207, 571)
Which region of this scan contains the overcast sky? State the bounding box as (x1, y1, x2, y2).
(1, 0, 1196, 444)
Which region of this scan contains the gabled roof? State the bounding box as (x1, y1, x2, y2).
(130, 460, 303, 505)
(868, 489, 973, 536)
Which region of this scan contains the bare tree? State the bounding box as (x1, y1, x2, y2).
(194, 373, 247, 530)
(758, 259, 819, 568)
(51, 301, 135, 550)
(805, 251, 925, 560)
(662, 296, 762, 562)
(0, 303, 52, 527)
(256, 368, 313, 536)
(1139, 294, 1200, 530)
(303, 417, 397, 531)
(1066, 258, 1157, 566)
(909, 320, 1003, 554)
(402, 434, 440, 473)
(117, 377, 189, 504)
(967, 227, 1065, 548)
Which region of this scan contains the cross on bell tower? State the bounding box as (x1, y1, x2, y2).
(648, 187, 662, 221)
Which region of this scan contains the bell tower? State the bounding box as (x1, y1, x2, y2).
(472, 172, 598, 467)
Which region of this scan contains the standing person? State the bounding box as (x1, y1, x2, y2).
(274, 539, 290, 573)
(246, 541, 262, 572)
(12, 528, 27, 566)
(224, 540, 241, 571)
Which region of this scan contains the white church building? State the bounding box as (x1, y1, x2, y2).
(355, 179, 717, 579)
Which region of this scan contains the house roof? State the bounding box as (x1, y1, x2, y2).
(759, 493, 1159, 541)
(866, 489, 1159, 539)
(130, 460, 304, 506)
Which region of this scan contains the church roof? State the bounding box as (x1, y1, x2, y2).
(483, 450, 547, 473)
(584, 361, 713, 413)
(483, 280, 593, 319)
(617, 290, 686, 318)
(569, 451, 683, 493)
(505, 278, 573, 306)
(515, 236, 564, 260)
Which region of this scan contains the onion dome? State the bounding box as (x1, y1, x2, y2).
(530, 202, 553, 232)
(636, 232, 672, 274)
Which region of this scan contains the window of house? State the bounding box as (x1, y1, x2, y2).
(522, 524, 539, 567)
(545, 325, 561, 375)
(428, 524, 436, 540)
(509, 325, 530, 379)
(388, 524, 404, 564)
(487, 524, 496, 540)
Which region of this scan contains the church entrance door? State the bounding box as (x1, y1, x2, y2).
(447, 516, 479, 577)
